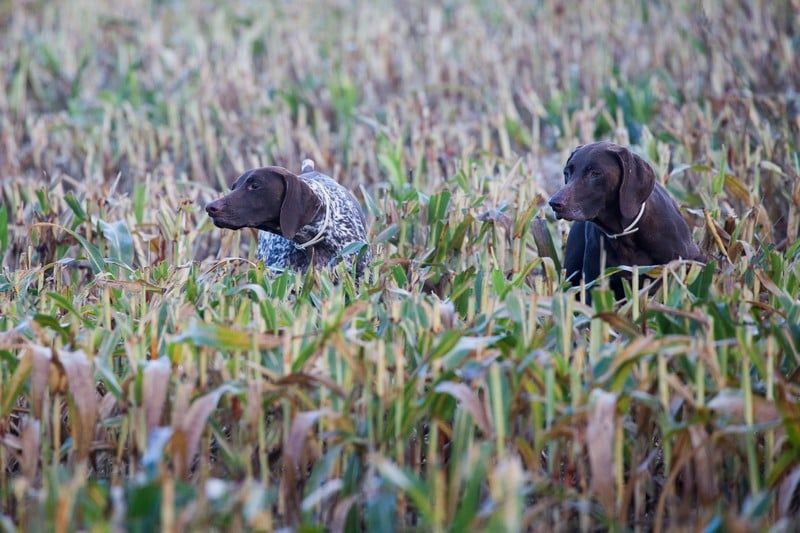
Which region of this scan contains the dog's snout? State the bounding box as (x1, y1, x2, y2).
(205, 201, 222, 215)
(549, 190, 566, 211)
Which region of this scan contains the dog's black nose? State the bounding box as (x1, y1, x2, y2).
(205, 202, 221, 215)
(548, 198, 564, 211)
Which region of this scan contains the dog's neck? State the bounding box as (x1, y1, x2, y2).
(593, 200, 647, 240)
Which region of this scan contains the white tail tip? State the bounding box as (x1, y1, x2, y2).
(301, 159, 315, 173)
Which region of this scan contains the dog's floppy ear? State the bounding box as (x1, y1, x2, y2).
(609, 145, 656, 220)
(272, 168, 321, 239)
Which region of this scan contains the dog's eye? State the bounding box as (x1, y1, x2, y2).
(247, 182, 259, 191)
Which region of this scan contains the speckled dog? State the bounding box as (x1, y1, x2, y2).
(206, 160, 369, 275)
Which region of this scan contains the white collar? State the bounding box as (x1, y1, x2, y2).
(601, 202, 646, 239)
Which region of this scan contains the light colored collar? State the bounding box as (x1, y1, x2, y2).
(601, 202, 646, 239)
(293, 184, 331, 250)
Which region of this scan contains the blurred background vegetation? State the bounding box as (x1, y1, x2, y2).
(0, 0, 798, 531)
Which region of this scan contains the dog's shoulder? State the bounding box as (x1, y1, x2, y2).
(300, 171, 367, 233)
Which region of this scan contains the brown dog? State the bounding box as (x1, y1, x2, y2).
(205, 162, 369, 274)
(549, 142, 704, 299)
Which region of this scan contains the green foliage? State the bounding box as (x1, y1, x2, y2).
(1, 1, 798, 532)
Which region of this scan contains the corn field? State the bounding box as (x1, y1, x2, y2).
(0, 0, 799, 531)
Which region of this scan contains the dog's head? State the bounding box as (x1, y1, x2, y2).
(205, 166, 321, 239)
(548, 142, 655, 223)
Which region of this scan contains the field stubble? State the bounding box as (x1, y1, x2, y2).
(0, 0, 799, 531)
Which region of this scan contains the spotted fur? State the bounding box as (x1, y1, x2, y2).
(256, 166, 370, 275)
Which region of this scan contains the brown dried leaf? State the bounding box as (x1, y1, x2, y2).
(20, 417, 40, 480)
(753, 205, 773, 242)
(173, 382, 192, 423)
(143, 357, 171, 431)
(587, 389, 617, 516)
(58, 349, 99, 462)
(728, 239, 754, 263)
(703, 209, 732, 264)
(28, 345, 52, 419)
(756, 270, 788, 299)
(688, 425, 718, 503)
(170, 429, 189, 477)
(98, 393, 116, 422)
(246, 382, 261, 431)
(531, 216, 561, 272)
(724, 174, 752, 205)
(434, 381, 494, 436)
(707, 389, 780, 424)
(594, 311, 640, 338)
(283, 409, 337, 526)
(275, 373, 346, 398)
(176, 384, 234, 474)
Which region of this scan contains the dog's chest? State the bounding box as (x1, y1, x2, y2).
(256, 232, 339, 270)
(601, 238, 656, 267)
(585, 223, 657, 267)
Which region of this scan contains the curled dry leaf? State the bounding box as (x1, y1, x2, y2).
(21, 416, 41, 480)
(246, 382, 261, 431)
(755, 270, 788, 299)
(688, 425, 718, 503)
(275, 372, 346, 398)
(283, 409, 337, 526)
(594, 311, 641, 338)
(707, 389, 780, 425)
(434, 381, 493, 436)
(753, 205, 773, 242)
(704, 209, 732, 264)
(27, 345, 53, 419)
(172, 384, 234, 476)
(172, 382, 192, 423)
(57, 349, 99, 462)
(98, 393, 117, 420)
(142, 357, 171, 431)
(728, 239, 754, 264)
(587, 389, 617, 516)
(723, 174, 753, 205)
(531, 216, 561, 272)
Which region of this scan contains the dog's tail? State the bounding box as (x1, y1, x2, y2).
(301, 159, 315, 174)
